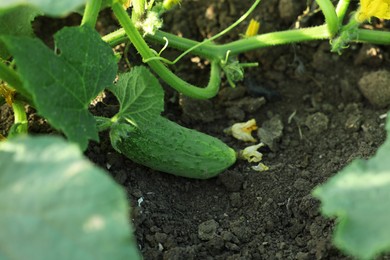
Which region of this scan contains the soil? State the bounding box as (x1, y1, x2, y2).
(2, 1, 390, 259)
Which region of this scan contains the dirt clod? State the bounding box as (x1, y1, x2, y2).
(198, 219, 219, 241)
(359, 69, 390, 107)
(278, 0, 304, 22)
(218, 170, 245, 192)
(305, 112, 329, 134)
(257, 115, 284, 151)
(180, 96, 216, 122)
(229, 192, 242, 208)
(293, 178, 312, 191)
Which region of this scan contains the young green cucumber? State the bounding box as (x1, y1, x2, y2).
(110, 116, 237, 179)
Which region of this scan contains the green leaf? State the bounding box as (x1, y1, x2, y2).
(109, 66, 164, 126)
(0, 6, 39, 59)
(2, 26, 117, 150)
(313, 115, 390, 259)
(0, 0, 86, 17)
(0, 136, 141, 260)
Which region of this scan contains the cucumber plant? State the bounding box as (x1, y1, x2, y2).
(98, 65, 237, 179)
(1, 0, 390, 258)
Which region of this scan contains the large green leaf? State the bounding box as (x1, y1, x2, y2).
(313, 114, 390, 259)
(0, 136, 141, 260)
(109, 66, 164, 126)
(0, 0, 86, 16)
(0, 6, 39, 59)
(2, 26, 117, 150)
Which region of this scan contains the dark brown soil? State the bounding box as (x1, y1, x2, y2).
(2, 1, 390, 259)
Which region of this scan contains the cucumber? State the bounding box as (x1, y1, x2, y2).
(110, 116, 237, 179)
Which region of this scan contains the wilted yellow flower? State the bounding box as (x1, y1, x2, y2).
(356, 0, 390, 22)
(225, 119, 258, 142)
(244, 19, 260, 37)
(239, 143, 265, 162)
(0, 82, 14, 106)
(252, 163, 269, 172)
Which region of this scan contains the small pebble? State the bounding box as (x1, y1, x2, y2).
(229, 192, 242, 208)
(354, 44, 383, 67)
(345, 114, 362, 132)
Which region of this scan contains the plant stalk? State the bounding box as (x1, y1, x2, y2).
(147, 31, 223, 59)
(335, 0, 351, 23)
(0, 61, 30, 100)
(165, 0, 261, 63)
(10, 100, 28, 136)
(0, 62, 22, 91)
(81, 0, 102, 27)
(111, 2, 221, 99)
(355, 29, 390, 45)
(219, 25, 331, 55)
(104, 24, 332, 59)
(315, 0, 340, 36)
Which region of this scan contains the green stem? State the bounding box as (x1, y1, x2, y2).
(167, 0, 261, 63)
(315, 0, 339, 36)
(219, 25, 331, 55)
(103, 28, 222, 59)
(111, 2, 221, 99)
(81, 0, 102, 27)
(355, 29, 390, 45)
(335, 0, 351, 23)
(105, 0, 261, 61)
(102, 28, 128, 46)
(10, 100, 28, 136)
(330, 14, 360, 53)
(0, 61, 29, 98)
(95, 116, 113, 132)
(0, 61, 22, 90)
(147, 31, 223, 59)
(104, 25, 331, 59)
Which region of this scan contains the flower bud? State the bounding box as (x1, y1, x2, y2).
(163, 0, 181, 10)
(244, 19, 260, 37)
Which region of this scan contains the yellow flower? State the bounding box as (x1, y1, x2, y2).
(239, 143, 265, 163)
(356, 0, 390, 22)
(244, 19, 260, 37)
(225, 119, 258, 142)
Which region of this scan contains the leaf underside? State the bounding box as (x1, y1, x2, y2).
(0, 0, 86, 16)
(313, 114, 390, 259)
(0, 136, 140, 260)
